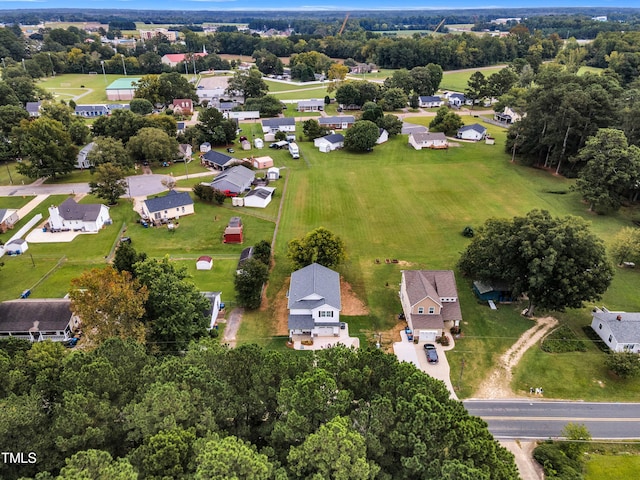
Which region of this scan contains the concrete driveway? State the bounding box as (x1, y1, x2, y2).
(393, 331, 458, 400)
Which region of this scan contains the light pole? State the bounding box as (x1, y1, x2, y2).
(1, 57, 6, 69)
(100, 60, 107, 84)
(121, 55, 127, 76)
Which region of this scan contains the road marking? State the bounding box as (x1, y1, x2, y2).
(480, 416, 640, 422)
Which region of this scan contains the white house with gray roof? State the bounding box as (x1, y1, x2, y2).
(399, 270, 462, 342)
(142, 190, 194, 222)
(288, 263, 342, 338)
(591, 307, 640, 353)
(457, 123, 487, 141)
(314, 133, 344, 152)
(261, 117, 296, 134)
(297, 99, 324, 112)
(409, 132, 448, 150)
(76, 143, 95, 169)
(48, 198, 111, 233)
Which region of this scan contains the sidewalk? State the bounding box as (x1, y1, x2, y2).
(15, 194, 48, 220)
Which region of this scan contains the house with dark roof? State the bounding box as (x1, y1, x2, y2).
(211, 165, 255, 194)
(142, 190, 194, 222)
(25, 101, 42, 117)
(446, 92, 467, 108)
(0, 299, 80, 342)
(399, 270, 462, 342)
(287, 263, 342, 338)
(418, 95, 444, 108)
(591, 308, 640, 353)
(314, 133, 344, 152)
(201, 150, 237, 170)
(74, 104, 110, 117)
(319, 116, 355, 130)
(48, 198, 111, 233)
(457, 123, 487, 141)
(243, 186, 275, 208)
(261, 117, 296, 134)
(0, 208, 19, 233)
(408, 132, 448, 150)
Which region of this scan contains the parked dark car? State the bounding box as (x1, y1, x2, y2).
(227, 148, 235, 153)
(423, 343, 438, 364)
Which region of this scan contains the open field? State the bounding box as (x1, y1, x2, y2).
(440, 66, 506, 92)
(38, 73, 127, 104)
(578, 66, 605, 75)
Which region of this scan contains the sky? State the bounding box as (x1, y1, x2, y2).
(0, 1, 639, 11)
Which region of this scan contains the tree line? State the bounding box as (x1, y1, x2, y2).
(0, 337, 519, 480)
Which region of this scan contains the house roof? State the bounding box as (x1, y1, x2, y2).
(107, 104, 129, 111)
(228, 217, 242, 227)
(410, 314, 445, 331)
(411, 132, 447, 143)
(593, 311, 640, 344)
(419, 95, 442, 102)
(78, 143, 95, 157)
(0, 299, 73, 333)
(246, 187, 275, 200)
(262, 118, 295, 127)
(163, 53, 207, 63)
(75, 104, 109, 113)
(402, 270, 461, 323)
(0, 208, 17, 223)
(449, 93, 466, 100)
(202, 150, 235, 167)
(458, 123, 487, 134)
(179, 144, 191, 154)
(177, 122, 186, 130)
(298, 99, 324, 107)
(6, 238, 26, 247)
(321, 133, 344, 144)
(401, 122, 428, 135)
(212, 165, 255, 192)
(319, 116, 355, 125)
(288, 314, 316, 330)
(288, 263, 341, 311)
(143, 190, 193, 214)
(197, 256, 213, 263)
(172, 98, 193, 106)
(25, 101, 41, 113)
(56, 198, 106, 222)
(219, 102, 235, 110)
(473, 279, 511, 294)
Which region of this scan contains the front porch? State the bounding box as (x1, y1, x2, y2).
(290, 323, 360, 350)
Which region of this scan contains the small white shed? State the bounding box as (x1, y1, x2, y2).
(267, 167, 280, 180)
(196, 255, 213, 270)
(254, 138, 264, 149)
(5, 238, 28, 254)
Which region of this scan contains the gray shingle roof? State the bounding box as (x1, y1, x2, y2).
(202, 150, 235, 167)
(419, 95, 442, 102)
(57, 198, 105, 222)
(75, 104, 109, 114)
(246, 188, 272, 200)
(0, 299, 73, 333)
(143, 191, 193, 214)
(211, 165, 255, 193)
(319, 116, 355, 125)
(593, 311, 640, 344)
(288, 263, 341, 310)
(288, 314, 315, 330)
(411, 132, 447, 143)
(262, 118, 295, 127)
(298, 99, 324, 107)
(459, 123, 487, 134)
(25, 101, 41, 114)
(321, 133, 344, 143)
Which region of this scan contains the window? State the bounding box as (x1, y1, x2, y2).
(319, 311, 333, 318)
(598, 323, 602, 330)
(428, 307, 435, 314)
(418, 307, 424, 314)
(608, 335, 613, 343)
(181, 207, 185, 213)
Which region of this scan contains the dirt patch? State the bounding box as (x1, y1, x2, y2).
(270, 276, 370, 336)
(340, 279, 370, 315)
(500, 440, 544, 480)
(474, 316, 558, 399)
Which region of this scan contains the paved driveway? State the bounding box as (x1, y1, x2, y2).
(393, 331, 458, 400)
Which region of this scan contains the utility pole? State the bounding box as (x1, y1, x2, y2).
(121, 55, 127, 76)
(101, 60, 107, 84)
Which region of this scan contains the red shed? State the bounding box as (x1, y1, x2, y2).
(223, 217, 243, 244)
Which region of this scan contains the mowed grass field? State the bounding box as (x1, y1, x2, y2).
(238, 120, 640, 398)
(440, 66, 506, 92)
(38, 73, 128, 104)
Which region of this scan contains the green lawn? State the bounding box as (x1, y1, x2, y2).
(0, 161, 35, 187)
(0, 196, 34, 210)
(578, 66, 605, 76)
(586, 455, 640, 479)
(38, 73, 126, 104)
(264, 80, 325, 93)
(274, 87, 331, 101)
(440, 66, 506, 92)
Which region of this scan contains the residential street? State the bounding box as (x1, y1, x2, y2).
(464, 400, 640, 440)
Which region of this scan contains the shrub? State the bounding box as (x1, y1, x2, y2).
(541, 325, 587, 353)
(462, 226, 474, 237)
(450, 326, 461, 335)
(606, 351, 640, 378)
(437, 335, 450, 346)
(533, 443, 583, 480)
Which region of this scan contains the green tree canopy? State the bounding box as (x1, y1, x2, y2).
(302, 118, 329, 140)
(129, 98, 154, 115)
(429, 106, 464, 136)
(234, 257, 269, 310)
(287, 227, 346, 270)
(572, 128, 640, 212)
(195, 434, 274, 480)
(126, 127, 179, 166)
(86, 136, 132, 170)
(344, 120, 380, 152)
(226, 68, 268, 99)
(89, 163, 128, 205)
(458, 209, 613, 316)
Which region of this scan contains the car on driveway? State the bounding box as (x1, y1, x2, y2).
(423, 343, 438, 364)
(404, 326, 413, 341)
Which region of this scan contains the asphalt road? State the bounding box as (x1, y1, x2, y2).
(464, 400, 640, 440)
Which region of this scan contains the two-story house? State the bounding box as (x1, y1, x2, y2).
(399, 270, 462, 342)
(288, 263, 342, 338)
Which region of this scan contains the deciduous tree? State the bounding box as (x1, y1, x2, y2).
(89, 163, 128, 205)
(226, 68, 268, 99)
(70, 266, 148, 344)
(234, 257, 269, 309)
(127, 127, 178, 166)
(287, 227, 346, 270)
(344, 119, 380, 152)
(87, 136, 132, 170)
(302, 118, 329, 140)
(458, 210, 613, 316)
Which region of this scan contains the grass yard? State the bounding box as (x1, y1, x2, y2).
(578, 66, 605, 76)
(0, 196, 34, 210)
(274, 87, 331, 101)
(440, 66, 506, 92)
(38, 73, 127, 104)
(264, 80, 325, 93)
(0, 161, 35, 187)
(586, 455, 640, 479)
